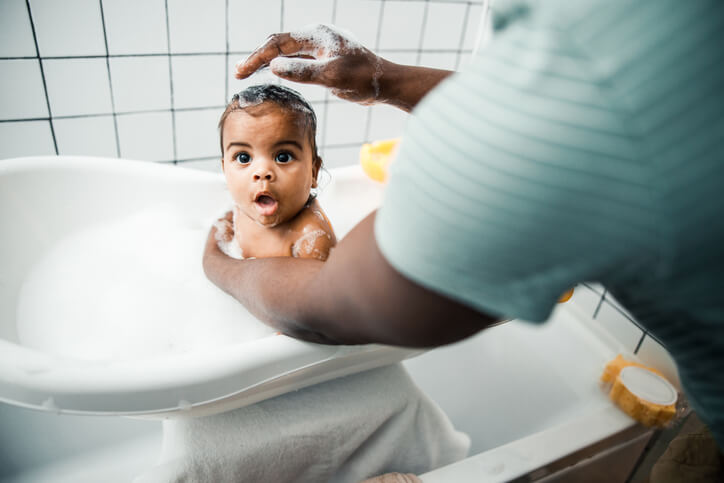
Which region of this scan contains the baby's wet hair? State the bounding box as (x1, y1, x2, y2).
(218, 84, 322, 171)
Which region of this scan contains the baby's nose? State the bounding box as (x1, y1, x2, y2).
(253, 167, 275, 181)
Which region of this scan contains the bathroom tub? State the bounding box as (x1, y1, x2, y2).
(0, 156, 645, 482)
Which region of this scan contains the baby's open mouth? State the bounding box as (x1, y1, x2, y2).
(254, 192, 278, 216)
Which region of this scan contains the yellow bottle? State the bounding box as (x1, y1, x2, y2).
(359, 138, 400, 183)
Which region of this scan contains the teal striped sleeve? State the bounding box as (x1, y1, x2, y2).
(374, 13, 659, 322)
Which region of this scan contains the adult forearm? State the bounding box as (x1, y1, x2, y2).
(203, 212, 495, 348)
(203, 252, 338, 343)
(379, 59, 453, 112)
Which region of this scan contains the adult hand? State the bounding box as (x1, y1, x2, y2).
(235, 24, 453, 112)
(236, 24, 384, 106)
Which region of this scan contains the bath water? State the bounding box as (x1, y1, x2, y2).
(15, 206, 275, 362)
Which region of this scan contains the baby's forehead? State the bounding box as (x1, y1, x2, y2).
(235, 102, 314, 138)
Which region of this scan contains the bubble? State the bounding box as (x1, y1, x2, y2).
(15, 206, 276, 362)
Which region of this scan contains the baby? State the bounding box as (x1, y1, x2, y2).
(137, 84, 470, 483)
(215, 84, 336, 261)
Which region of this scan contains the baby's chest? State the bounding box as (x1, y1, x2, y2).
(238, 232, 293, 259)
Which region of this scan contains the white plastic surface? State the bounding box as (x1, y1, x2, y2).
(619, 365, 678, 406)
(0, 156, 420, 417)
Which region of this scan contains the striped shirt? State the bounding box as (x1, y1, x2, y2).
(375, 0, 724, 446)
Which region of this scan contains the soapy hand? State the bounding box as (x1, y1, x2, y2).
(236, 24, 385, 106)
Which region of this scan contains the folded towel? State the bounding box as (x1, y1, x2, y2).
(135, 363, 469, 483)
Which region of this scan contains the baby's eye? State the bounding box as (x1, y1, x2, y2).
(235, 152, 251, 164)
(275, 152, 293, 164)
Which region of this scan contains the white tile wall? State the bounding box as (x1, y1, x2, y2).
(418, 51, 458, 70)
(603, 292, 638, 324)
(595, 300, 644, 353)
(463, 4, 484, 51)
(278, 79, 327, 103)
(228, 0, 282, 52)
(0, 0, 526, 168)
(226, 57, 279, 103)
(175, 109, 221, 160)
(54, 116, 117, 157)
(0, 60, 48, 120)
(117, 112, 173, 162)
(0, 0, 36, 57)
(333, 1, 383, 48)
(282, 0, 334, 31)
(322, 145, 362, 170)
(110, 57, 171, 113)
(0, 121, 55, 159)
(367, 104, 408, 141)
(43, 58, 113, 117)
(171, 55, 226, 109)
(381, 51, 419, 67)
(421, 2, 468, 50)
(102, 0, 168, 55)
(568, 284, 604, 320)
(378, 1, 426, 50)
(324, 102, 369, 146)
(30, 0, 106, 57)
(636, 336, 681, 390)
(167, 0, 225, 54)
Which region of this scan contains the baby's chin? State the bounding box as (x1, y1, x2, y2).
(253, 213, 290, 228)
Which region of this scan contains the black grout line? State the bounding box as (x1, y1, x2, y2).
(320, 0, 339, 151)
(592, 288, 606, 319)
(280, 0, 284, 31)
(454, 2, 472, 70)
(224, 0, 229, 103)
(633, 333, 646, 354)
(0, 100, 333, 124)
(416, 0, 430, 66)
(24, 0, 58, 155)
(98, 0, 121, 158)
(362, 0, 387, 144)
(0, 48, 473, 62)
(6, 1, 479, 161)
(164, 0, 178, 164)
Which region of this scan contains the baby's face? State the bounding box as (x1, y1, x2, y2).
(221, 104, 318, 228)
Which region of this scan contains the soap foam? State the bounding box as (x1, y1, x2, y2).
(15, 206, 275, 362)
(291, 229, 330, 261)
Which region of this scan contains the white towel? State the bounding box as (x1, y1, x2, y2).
(135, 364, 469, 483)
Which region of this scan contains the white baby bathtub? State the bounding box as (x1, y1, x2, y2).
(0, 155, 421, 418)
(0, 156, 647, 482)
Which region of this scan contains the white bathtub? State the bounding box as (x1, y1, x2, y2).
(0, 156, 644, 482)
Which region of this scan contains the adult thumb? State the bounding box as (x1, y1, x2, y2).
(269, 56, 327, 84)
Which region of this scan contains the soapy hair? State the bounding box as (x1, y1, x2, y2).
(218, 84, 322, 171)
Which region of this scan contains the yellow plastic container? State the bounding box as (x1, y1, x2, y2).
(601, 355, 677, 427)
(359, 138, 400, 183)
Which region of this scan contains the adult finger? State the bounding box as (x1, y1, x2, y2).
(269, 56, 329, 85)
(236, 32, 313, 79)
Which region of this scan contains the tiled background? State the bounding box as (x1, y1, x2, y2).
(0, 0, 485, 170)
(0, 0, 676, 381)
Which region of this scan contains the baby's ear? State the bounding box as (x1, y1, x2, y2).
(312, 157, 322, 188)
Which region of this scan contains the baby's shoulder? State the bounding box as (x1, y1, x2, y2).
(289, 202, 337, 260)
